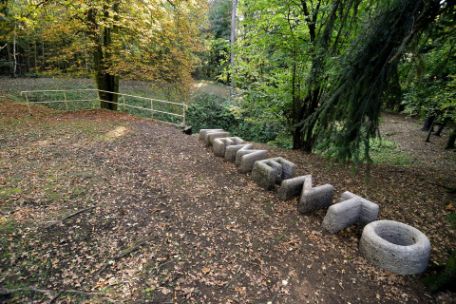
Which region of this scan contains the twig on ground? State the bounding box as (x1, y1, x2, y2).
(115, 237, 149, 260)
(96, 236, 153, 276)
(48, 291, 63, 304)
(45, 206, 95, 228)
(0, 287, 54, 299)
(62, 206, 96, 221)
(152, 259, 174, 276)
(0, 286, 114, 303)
(224, 265, 242, 290)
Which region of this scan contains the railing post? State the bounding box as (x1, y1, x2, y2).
(150, 99, 154, 119)
(93, 90, 98, 109)
(23, 92, 32, 115)
(64, 91, 69, 111)
(121, 95, 126, 112)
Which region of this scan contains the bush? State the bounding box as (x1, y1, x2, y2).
(186, 93, 238, 132)
(235, 119, 284, 144)
(187, 92, 288, 145)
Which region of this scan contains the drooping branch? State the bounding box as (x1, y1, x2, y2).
(307, 0, 441, 163)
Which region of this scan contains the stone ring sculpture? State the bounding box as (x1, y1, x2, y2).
(359, 220, 431, 275)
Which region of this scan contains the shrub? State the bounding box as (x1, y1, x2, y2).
(186, 93, 238, 132)
(187, 92, 289, 145)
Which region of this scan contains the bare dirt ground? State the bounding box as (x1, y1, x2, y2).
(0, 100, 455, 303)
(380, 112, 456, 174)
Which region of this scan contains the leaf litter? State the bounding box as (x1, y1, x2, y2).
(0, 99, 455, 303)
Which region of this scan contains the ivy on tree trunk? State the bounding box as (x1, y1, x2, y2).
(88, 2, 120, 111)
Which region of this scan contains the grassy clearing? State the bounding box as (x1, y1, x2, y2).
(268, 135, 413, 166)
(1, 77, 218, 124)
(369, 138, 413, 166)
(0, 77, 229, 98)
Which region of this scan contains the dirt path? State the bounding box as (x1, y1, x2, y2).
(0, 100, 454, 303)
(380, 113, 456, 173)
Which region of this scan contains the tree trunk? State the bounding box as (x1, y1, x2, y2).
(446, 128, 456, 149)
(385, 63, 402, 111)
(94, 27, 119, 110)
(89, 3, 120, 110)
(422, 114, 436, 131)
(426, 119, 435, 142)
(291, 60, 304, 149)
(33, 40, 38, 74)
(229, 0, 238, 98)
(293, 0, 340, 152)
(434, 120, 446, 136)
(301, 90, 320, 152)
(96, 69, 119, 110)
(41, 41, 45, 70)
(12, 23, 17, 78)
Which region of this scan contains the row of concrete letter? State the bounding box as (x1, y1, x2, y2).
(199, 129, 379, 233)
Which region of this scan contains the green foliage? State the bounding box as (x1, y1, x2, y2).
(401, 14, 456, 121)
(234, 118, 283, 143)
(398, 4, 456, 149)
(315, 137, 412, 166)
(423, 250, 456, 292)
(186, 92, 287, 143)
(0, 218, 16, 262)
(208, 0, 231, 40)
(0, 187, 22, 199)
(233, 90, 288, 143)
(415, 207, 456, 294)
(267, 133, 293, 149)
(195, 38, 230, 81)
(446, 213, 456, 229)
(194, 0, 231, 81)
(186, 93, 238, 132)
(369, 138, 413, 166)
(307, 0, 440, 163)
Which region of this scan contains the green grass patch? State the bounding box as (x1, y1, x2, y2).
(446, 213, 456, 229)
(314, 137, 413, 166)
(0, 218, 17, 261)
(0, 187, 22, 199)
(369, 138, 413, 166)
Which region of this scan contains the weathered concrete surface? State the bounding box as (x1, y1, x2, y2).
(251, 157, 297, 190)
(342, 192, 379, 224)
(213, 137, 244, 157)
(207, 131, 230, 146)
(322, 191, 379, 233)
(198, 129, 230, 146)
(225, 143, 253, 162)
(199, 129, 223, 141)
(292, 175, 335, 214)
(235, 145, 268, 173)
(359, 220, 431, 275)
(278, 175, 307, 200)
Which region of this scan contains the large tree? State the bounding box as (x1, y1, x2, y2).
(236, 0, 366, 151)
(1, 0, 207, 108)
(305, 0, 442, 162)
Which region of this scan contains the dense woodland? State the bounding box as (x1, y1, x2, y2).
(1, 0, 455, 160)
